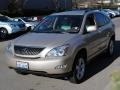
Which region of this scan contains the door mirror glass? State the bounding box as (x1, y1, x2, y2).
(86, 26, 97, 33)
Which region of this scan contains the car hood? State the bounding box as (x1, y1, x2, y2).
(14, 33, 76, 47)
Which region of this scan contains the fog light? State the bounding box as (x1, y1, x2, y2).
(55, 65, 67, 69)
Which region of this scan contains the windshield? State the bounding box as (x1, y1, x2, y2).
(32, 15, 83, 33)
(0, 16, 12, 22)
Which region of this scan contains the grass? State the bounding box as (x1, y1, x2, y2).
(111, 71, 120, 90)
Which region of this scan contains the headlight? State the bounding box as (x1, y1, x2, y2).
(46, 45, 69, 57)
(7, 42, 13, 54)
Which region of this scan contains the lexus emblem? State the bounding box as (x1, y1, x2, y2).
(22, 48, 28, 53)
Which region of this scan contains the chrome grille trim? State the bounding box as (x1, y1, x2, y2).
(14, 46, 44, 55)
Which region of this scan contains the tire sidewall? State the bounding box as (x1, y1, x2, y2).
(70, 54, 86, 84)
(107, 39, 114, 56)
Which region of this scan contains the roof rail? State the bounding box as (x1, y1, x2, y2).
(71, 8, 97, 12)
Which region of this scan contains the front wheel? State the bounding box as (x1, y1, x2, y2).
(0, 28, 8, 39)
(69, 55, 86, 84)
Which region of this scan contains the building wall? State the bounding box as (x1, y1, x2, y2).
(115, 0, 120, 5)
(97, 0, 111, 4)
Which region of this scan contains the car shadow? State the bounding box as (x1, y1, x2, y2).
(82, 40, 120, 82)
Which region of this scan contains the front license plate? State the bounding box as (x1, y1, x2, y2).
(16, 61, 29, 70)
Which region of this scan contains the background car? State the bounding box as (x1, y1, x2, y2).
(0, 15, 26, 39)
(103, 9, 116, 18)
(99, 9, 112, 18)
(14, 17, 39, 30)
(112, 9, 120, 16)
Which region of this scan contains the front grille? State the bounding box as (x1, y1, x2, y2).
(14, 46, 44, 55)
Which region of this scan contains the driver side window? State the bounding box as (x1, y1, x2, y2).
(84, 14, 96, 34)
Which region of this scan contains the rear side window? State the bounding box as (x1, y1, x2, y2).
(95, 13, 110, 27)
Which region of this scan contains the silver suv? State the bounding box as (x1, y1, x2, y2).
(6, 10, 115, 84)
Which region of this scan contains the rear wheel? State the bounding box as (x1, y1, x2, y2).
(0, 28, 8, 39)
(106, 39, 114, 56)
(69, 55, 86, 84)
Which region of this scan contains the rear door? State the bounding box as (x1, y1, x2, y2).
(94, 12, 112, 51)
(83, 13, 102, 59)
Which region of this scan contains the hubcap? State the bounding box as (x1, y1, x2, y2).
(76, 58, 85, 80)
(109, 41, 114, 55)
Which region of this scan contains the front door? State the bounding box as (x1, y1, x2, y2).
(83, 13, 101, 59)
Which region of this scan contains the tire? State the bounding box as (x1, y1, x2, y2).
(27, 26, 32, 31)
(15, 70, 28, 75)
(106, 39, 114, 56)
(69, 54, 86, 84)
(110, 14, 112, 18)
(0, 28, 8, 39)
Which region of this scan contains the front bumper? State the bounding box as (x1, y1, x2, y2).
(5, 52, 73, 74)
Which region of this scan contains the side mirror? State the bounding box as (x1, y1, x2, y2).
(86, 26, 97, 33)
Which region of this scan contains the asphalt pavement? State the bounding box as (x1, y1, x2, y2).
(0, 18, 120, 90)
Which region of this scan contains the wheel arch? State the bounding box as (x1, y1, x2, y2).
(72, 48, 87, 70)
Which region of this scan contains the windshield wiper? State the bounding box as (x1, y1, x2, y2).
(31, 30, 64, 33)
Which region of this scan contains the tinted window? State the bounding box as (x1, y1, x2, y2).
(85, 14, 95, 26)
(84, 14, 96, 33)
(95, 13, 110, 27)
(104, 15, 110, 24)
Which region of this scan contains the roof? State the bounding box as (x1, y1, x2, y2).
(52, 10, 86, 16)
